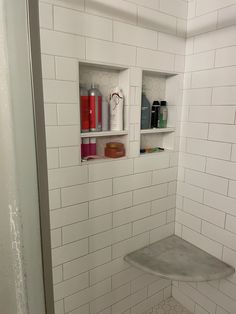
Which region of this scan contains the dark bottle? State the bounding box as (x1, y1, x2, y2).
(151, 101, 160, 128)
(159, 101, 168, 128)
(141, 92, 151, 129)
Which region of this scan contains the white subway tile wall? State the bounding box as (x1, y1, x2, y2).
(39, 0, 186, 313)
(175, 1, 236, 314)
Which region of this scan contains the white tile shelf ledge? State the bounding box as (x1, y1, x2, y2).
(124, 235, 235, 282)
(80, 130, 128, 138)
(140, 127, 175, 134)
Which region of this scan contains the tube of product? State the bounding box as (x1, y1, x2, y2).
(109, 87, 124, 131)
(102, 98, 109, 131)
(80, 85, 89, 133)
(88, 84, 102, 132)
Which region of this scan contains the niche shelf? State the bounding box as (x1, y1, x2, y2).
(79, 61, 129, 162)
(140, 70, 181, 155)
(124, 235, 235, 282)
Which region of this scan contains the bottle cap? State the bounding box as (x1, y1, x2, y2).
(160, 101, 167, 106)
(152, 101, 160, 106)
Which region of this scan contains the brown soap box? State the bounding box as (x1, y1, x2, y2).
(105, 142, 125, 158)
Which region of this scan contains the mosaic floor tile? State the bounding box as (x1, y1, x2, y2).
(143, 297, 192, 314)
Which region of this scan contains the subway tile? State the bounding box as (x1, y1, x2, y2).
(194, 25, 236, 53)
(43, 80, 78, 103)
(48, 166, 88, 189)
(197, 282, 236, 313)
(229, 180, 236, 199)
(225, 214, 236, 234)
(111, 288, 147, 314)
(137, 48, 175, 72)
(192, 67, 236, 88)
(152, 167, 177, 185)
(151, 195, 176, 215)
(112, 267, 143, 290)
(183, 88, 212, 106)
(85, 0, 137, 24)
(182, 227, 222, 259)
(219, 279, 236, 303)
(160, 0, 187, 19)
(86, 38, 136, 66)
(178, 282, 217, 314)
(113, 172, 152, 194)
(150, 222, 174, 243)
(62, 214, 112, 244)
(177, 181, 204, 202)
(133, 212, 166, 235)
(89, 223, 132, 252)
(63, 247, 111, 279)
(184, 198, 225, 227)
(179, 152, 206, 172)
(65, 278, 111, 312)
(61, 179, 112, 206)
(196, 0, 236, 16)
(133, 183, 168, 205)
(231, 145, 236, 162)
(47, 148, 59, 169)
(186, 138, 231, 160)
(176, 209, 201, 232)
(215, 46, 236, 67)
(41, 54, 55, 79)
(148, 278, 170, 296)
(42, 0, 84, 11)
(52, 266, 62, 284)
(177, 18, 187, 37)
(130, 290, 163, 314)
(49, 189, 61, 210)
(134, 152, 170, 173)
(44, 103, 57, 126)
(90, 257, 129, 285)
(187, 12, 217, 36)
(40, 29, 85, 58)
(89, 192, 132, 218)
(202, 221, 236, 251)
(57, 103, 79, 125)
(131, 273, 157, 293)
(54, 6, 112, 40)
(185, 169, 228, 195)
(51, 228, 62, 248)
(89, 283, 130, 314)
(52, 238, 88, 266)
(114, 21, 157, 49)
(54, 300, 63, 314)
(138, 6, 177, 35)
(54, 272, 88, 301)
(88, 159, 133, 182)
(175, 54, 185, 73)
(212, 86, 236, 105)
(188, 106, 235, 124)
(59, 146, 80, 167)
(112, 232, 149, 259)
(204, 190, 236, 216)
(46, 126, 79, 148)
(172, 286, 195, 313)
(218, 4, 236, 28)
(209, 124, 236, 143)
(185, 51, 215, 72)
(50, 202, 88, 229)
(68, 304, 89, 314)
(113, 202, 150, 227)
(181, 122, 208, 139)
(55, 57, 77, 81)
(39, 2, 53, 29)
(206, 158, 236, 180)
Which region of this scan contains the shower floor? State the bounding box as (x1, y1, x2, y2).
(143, 297, 192, 314)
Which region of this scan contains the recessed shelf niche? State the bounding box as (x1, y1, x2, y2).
(78, 62, 129, 162)
(140, 70, 180, 155)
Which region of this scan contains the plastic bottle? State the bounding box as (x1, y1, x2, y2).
(81, 138, 90, 158)
(141, 92, 151, 129)
(109, 87, 124, 131)
(80, 85, 89, 133)
(88, 84, 102, 132)
(89, 138, 97, 155)
(159, 101, 168, 128)
(151, 101, 160, 128)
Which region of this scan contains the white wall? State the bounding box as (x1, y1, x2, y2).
(175, 1, 236, 314)
(39, 0, 187, 313)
